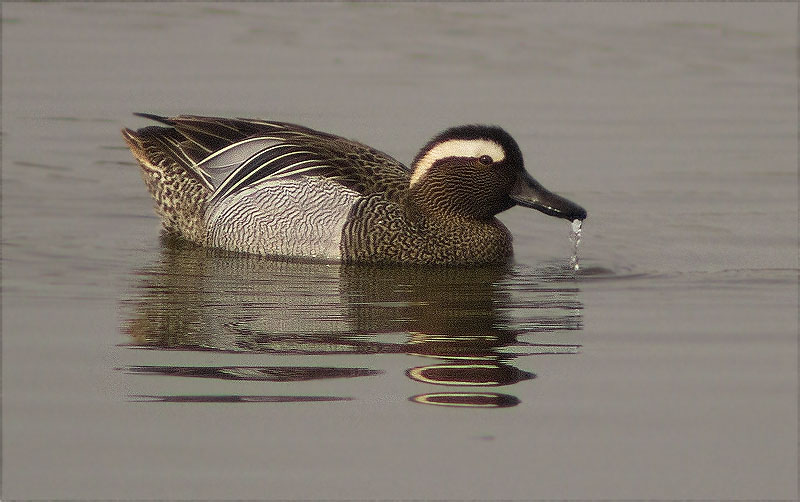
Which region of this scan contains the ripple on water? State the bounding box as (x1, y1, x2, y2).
(118, 240, 587, 408)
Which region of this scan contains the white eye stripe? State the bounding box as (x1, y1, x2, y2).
(410, 139, 506, 186)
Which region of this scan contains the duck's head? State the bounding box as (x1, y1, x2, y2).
(409, 125, 587, 222)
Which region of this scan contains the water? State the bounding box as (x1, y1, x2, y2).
(2, 3, 797, 500)
(570, 219, 582, 271)
(120, 244, 582, 409)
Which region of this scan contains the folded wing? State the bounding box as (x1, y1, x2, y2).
(132, 114, 411, 204)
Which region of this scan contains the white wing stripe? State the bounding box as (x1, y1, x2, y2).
(196, 139, 295, 189)
(200, 143, 299, 173)
(163, 136, 196, 168)
(196, 136, 286, 167)
(213, 154, 320, 201)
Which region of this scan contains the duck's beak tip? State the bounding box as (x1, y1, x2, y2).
(510, 172, 587, 222)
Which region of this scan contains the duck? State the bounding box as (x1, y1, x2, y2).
(122, 114, 587, 265)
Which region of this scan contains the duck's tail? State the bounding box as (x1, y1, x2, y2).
(122, 126, 209, 243)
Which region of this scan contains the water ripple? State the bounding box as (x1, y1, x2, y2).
(118, 241, 586, 407)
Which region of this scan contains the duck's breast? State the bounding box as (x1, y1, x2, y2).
(204, 176, 362, 260)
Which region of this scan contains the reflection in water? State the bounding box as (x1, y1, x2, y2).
(122, 365, 381, 381)
(129, 395, 352, 403)
(409, 393, 520, 409)
(120, 237, 583, 408)
(406, 363, 533, 387)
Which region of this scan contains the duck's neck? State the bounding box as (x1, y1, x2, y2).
(407, 184, 494, 222)
(399, 190, 512, 263)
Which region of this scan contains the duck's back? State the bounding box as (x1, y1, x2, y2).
(122, 115, 412, 260)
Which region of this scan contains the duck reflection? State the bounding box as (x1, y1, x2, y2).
(121, 237, 583, 407)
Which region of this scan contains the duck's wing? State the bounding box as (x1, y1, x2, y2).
(127, 114, 412, 203)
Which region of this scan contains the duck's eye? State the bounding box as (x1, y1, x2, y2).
(478, 155, 494, 165)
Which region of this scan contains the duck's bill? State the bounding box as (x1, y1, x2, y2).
(510, 172, 587, 221)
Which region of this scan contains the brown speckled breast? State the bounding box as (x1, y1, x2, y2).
(341, 195, 513, 265)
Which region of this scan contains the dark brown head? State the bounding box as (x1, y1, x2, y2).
(408, 125, 587, 222)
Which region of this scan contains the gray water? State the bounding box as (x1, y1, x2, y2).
(2, 3, 797, 500)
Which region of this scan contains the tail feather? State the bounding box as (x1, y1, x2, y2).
(132, 112, 172, 125)
(121, 125, 210, 243)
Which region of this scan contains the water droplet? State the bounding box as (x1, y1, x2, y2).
(569, 219, 582, 271)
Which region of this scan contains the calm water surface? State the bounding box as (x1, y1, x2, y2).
(2, 3, 797, 500)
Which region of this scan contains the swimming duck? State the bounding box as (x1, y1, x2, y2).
(122, 114, 586, 265)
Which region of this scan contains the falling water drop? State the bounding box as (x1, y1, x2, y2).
(569, 219, 582, 271)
